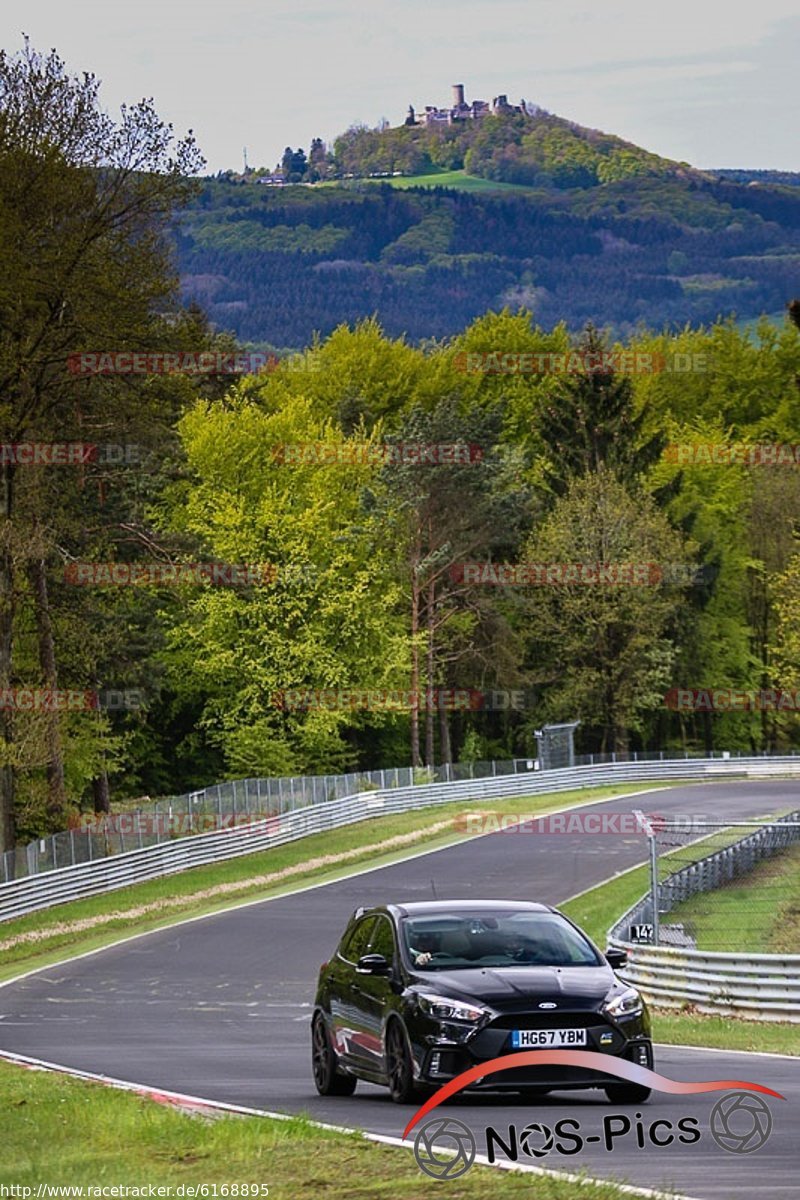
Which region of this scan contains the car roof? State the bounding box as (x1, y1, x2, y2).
(353, 900, 556, 921)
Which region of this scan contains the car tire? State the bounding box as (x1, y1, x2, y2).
(312, 1014, 357, 1096)
(385, 1020, 420, 1104)
(604, 1083, 652, 1104)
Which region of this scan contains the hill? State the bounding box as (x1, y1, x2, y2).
(175, 109, 800, 349)
(330, 104, 702, 190)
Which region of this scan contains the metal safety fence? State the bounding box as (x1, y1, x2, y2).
(1, 752, 799, 924)
(609, 811, 800, 1021)
(1, 758, 529, 885)
(2, 746, 783, 885)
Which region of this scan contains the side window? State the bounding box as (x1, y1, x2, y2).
(369, 916, 396, 962)
(339, 917, 376, 964)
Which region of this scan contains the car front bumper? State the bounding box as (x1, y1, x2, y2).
(417, 1010, 653, 1089)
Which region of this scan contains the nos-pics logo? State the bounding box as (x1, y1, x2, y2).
(413, 1093, 774, 1180)
(413, 1117, 476, 1180)
(406, 1052, 783, 1180)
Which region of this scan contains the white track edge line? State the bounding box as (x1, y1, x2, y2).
(653, 1043, 800, 1062)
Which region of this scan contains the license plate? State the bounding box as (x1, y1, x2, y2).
(511, 1028, 587, 1048)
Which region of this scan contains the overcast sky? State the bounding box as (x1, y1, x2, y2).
(5, 0, 798, 173)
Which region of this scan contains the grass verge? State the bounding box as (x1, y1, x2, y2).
(665, 843, 800, 953)
(0, 783, 670, 982)
(0, 1060, 636, 1199)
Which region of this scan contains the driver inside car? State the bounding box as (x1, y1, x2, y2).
(408, 930, 439, 966)
(505, 930, 550, 963)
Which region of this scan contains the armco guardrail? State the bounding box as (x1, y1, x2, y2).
(2, 757, 532, 884)
(609, 809, 800, 1023)
(1, 754, 799, 925)
(611, 944, 800, 1023)
(4, 748, 736, 885)
(4, 749, 786, 884)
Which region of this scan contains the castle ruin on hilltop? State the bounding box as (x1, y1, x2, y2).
(405, 83, 542, 128)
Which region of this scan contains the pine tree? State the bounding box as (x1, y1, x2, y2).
(537, 325, 664, 499)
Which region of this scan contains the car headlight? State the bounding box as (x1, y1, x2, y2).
(603, 986, 643, 1019)
(417, 993, 491, 1023)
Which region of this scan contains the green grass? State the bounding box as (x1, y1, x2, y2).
(649, 1011, 800, 1056)
(560, 821, 778, 948)
(366, 170, 535, 194)
(0, 783, 670, 982)
(562, 862, 653, 948)
(0, 1060, 631, 1198)
(665, 843, 800, 953)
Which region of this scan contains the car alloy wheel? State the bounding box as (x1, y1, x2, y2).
(386, 1020, 418, 1104)
(311, 1014, 357, 1096)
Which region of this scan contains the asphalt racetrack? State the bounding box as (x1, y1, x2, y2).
(1, 781, 798, 1198)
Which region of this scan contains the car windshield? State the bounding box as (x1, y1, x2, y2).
(401, 911, 602, 970)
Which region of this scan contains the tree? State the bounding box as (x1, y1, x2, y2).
(535, 325, 665, 500)
(523, 470, 690, 753)
(369, 398, 529, 765)
(0, 40, 202, 852)
(281, 146, 307, 182)
(774, 553, 800, 692)
(307, 137, 329, 182)
(160, 390, 408, 776)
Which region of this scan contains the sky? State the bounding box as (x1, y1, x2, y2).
(4, 0, 798, 174)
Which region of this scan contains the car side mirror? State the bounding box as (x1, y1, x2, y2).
(356, 953, 392, 976)
(605, 948, 628, 970)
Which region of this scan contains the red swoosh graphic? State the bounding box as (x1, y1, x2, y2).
(402, 1050, 785, 1139)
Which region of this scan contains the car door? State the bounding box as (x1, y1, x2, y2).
(352, 914, 398, 1076)
(328, 916, 376, 1067)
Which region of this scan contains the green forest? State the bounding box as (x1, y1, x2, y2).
(2, 44, 800, 853)
(178, 170, 800, 346)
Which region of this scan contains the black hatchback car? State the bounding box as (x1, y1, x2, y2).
(312, 900, 653, 1104)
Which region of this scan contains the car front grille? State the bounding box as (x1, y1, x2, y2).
(489, 1011, 609, 1030)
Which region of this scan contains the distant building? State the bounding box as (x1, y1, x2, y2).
(405, 83, 530, 128)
